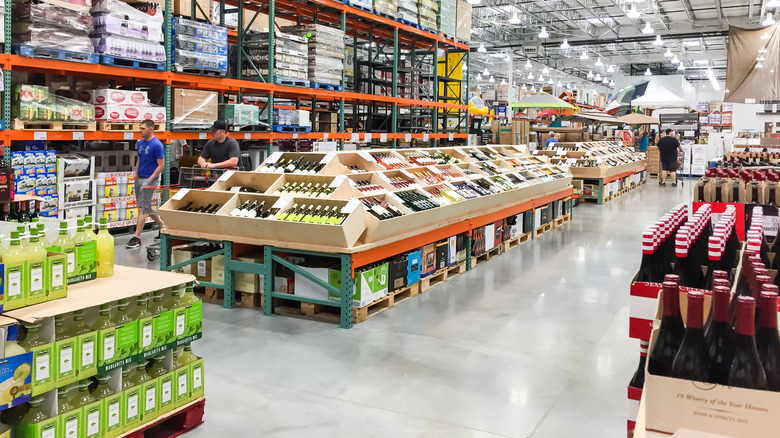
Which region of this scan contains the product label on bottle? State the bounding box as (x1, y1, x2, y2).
(102, 331, 115, 361)
(81, 336, 95, 368)
(153, 310, 174, 347)
(117, 320, 139, 356)
(127, 394, 138, 420)
(175, 311, 186, 337)
(141, 321, 153, 348)
(7, 268, 21, 297)
(178, 371, 188, 396)
(162, 379, 172, 404)
(51, 260, 64, 288)
(65, 415, 79, 438)
(186, 302, 203, 336)
(145, 386, 156, 411)
(86, 408, 100, 437)
(42, 426, 56, 438)
(193, 364, 202, 389)
(35, 350, 50, 381)
(66, 250, 76, 274)
(59, 344, 73, 374)
(29, 263, 44, 293)
(108, 399, 120, 429)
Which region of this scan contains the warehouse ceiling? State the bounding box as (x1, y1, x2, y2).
(469, 0, 766, 91)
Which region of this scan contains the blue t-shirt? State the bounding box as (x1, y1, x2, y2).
(137, 137, 164, 178)
(544, 138, 559, 148)
(640, 136, 650, 151)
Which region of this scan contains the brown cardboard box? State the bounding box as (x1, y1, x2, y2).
(456, 1, 472, 41)
(172, 89, 218, 126)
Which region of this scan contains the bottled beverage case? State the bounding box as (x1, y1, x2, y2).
(641, 204, 780, 394)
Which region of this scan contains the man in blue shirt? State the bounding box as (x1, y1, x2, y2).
(544, 131, 559, 148)
(639, 132, 650, 151)
(127, 119, 165, 249)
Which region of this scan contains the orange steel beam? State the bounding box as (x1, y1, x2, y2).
(603, 167, 647, 183)
(166, 131, 468, 141)
(3, 130, 152, 142)
(6, 55, 172, 83)
(532, 188, 574, 208)
(469, 199, 535, 229)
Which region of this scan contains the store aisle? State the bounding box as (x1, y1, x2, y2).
(116, 180, 694, 437)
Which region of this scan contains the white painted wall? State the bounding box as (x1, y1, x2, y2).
(732, 103, 767, 132)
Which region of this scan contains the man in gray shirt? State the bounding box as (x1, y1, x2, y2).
(197, 120, 240, 169)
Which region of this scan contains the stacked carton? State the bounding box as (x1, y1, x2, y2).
(439, 0, 457, 37)
(12, 0, 94, 54)
(77, 89, 166, 124)
(646, 146, 660, 175)
(398, 0, 418, 24)
(417, 0, 438, 30)
(11, 151, 58, 217)
(373, 0, 396, 17)
(172, 17, 228, 75)
(243, 31, 308, 82)
(91, 0, 165, 63)
(281, 24, 345, 86)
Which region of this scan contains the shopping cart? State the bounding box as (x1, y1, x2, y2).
(144, 166, 229, 261)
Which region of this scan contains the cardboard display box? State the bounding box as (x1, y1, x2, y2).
(171, 89, 218, 127)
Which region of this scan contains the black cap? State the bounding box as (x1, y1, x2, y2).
(211, 120, 228, 132)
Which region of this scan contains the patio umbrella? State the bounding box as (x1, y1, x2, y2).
(563, 109, 622, 125)
(510, 93, 577, 110)
(619, 113, 660, 125)
(538, 109, 558, 118)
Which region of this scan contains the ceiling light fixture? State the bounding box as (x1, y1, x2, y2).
(489, 76, 495, 83)
(560, 39, 570, 49)
(607, 65, 615, 73)
(594, 73, 602, 81)
(542, 66, 549, 75)
(557, 81, 562, 87)
(462, 63, 468, 71)
(548, 78, 554, 84)
(521, 84, 527, 90)
(677, 64, 685, 71)
(707, 68, 721, 91)
(768, 0, 780, 7)
(508, 11, 521, 25)
(653, 35, 663, 46)
(500, 79, 507, 85)
(602, 77, 609, 84)
(671, 55, 680, 65)
(664, 47, 673, 58)
(527, 72, 534, 80)
(476, 73, 482, 80)
(609, 79, 615, 87)
(531, 85, 537, 93)
(478, 43, 486, 53)
(525, 59, 533, 69)
(627, 3, 640, 19)
(683, 40, 701, 47)
(595, 57, 603, 67)
(642, 22, 654, 34)
(483, 67, 490, 76)
(539, 27, 550, 38)
(645, 68, 652, 76)
(580, 50, 589, 60)
(538, 74, 545, 81)
(587, 70, 594, 78)
(763, 12, 775, 26)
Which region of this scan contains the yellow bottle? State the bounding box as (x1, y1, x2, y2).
(52, 221, 76, 278)
(3, 232, 25, 267)
(84, 216, 97, 242)
(96, 218, 114, 278)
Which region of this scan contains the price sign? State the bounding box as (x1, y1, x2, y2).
(199, 132, 207, 140)
(323, 133, 329, 140)
(123, 132, 134, 140)
(34, 132, 47, 141)
(293, 133, 299, 140)
(365, 133, 373, 142)
(351, 133, 360, 142)
(405, 134, 412, 142)
(72, 132, 85, 140)
(380, 133, 388, 142)
(172, 188, 190, 200)
(423, 133, 430, 142)
(244, 133, 251, 140)
(218, 170, 235, 182)
(448, 133, 454, 141)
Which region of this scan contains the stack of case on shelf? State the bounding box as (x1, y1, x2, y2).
(171, 89, 219, 130)
(373, 0, 397, 17)
(13, 85, 95, 127)
(90, 0, 166, 64)
(224, 104, 260, 129)
(172, 17, 228, 75)
(417, 0, 438, 30)
(439, 0, 457, 37)
(11, 0, 94, 55)
(95, 172, 138, 227)
(56, 155, 97, 220)
(243, 31, 308, 83)
(455, 0, 471, 41)
(11, 151, 57, 217)
(77, 89, 165, 125)
(397, 0, 419, 24)
(281, 24, 345, 88)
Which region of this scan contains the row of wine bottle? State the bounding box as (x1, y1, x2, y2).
(396, 191, 439, 212)
(258, 157, 326, 174)
(228, 200, 279, 218)
(176, 202, 221, 214)
(361, 198, 404, 220)
(273, 182, 336, 197)
(276, 204, 348, 225)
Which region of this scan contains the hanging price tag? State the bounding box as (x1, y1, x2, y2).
(448, 133, 454, 141)
(323, 133, 329, 140)
(341, 198, 361, 214)
(358, 151, 375, 162)
(72, 132, 85, 140)
(33, 132, 47, 141)
(405, 134, 412, 142)
(244, 133, 251, 140)
(293, 133, 299, 140)
(172, 188, 190, 200)
(330, 175, 347, 188)
(123, 132, 134, 140)
(199, 132, 207, 140)
(266, 152, 282, 164)
(380, 133, 388, 142)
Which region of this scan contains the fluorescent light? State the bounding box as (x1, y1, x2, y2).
(531, 86, 537, 93)
(653, 35, 663, 46)
(594, 73, 602, 81)
(587, 70, 594, 78)
(683, 40, 700, 47)
(642, 22, 654, 34)
(664, 48, 673, 58)
(476, 73, 482, 80)
(607, 65, 615, 73)
(609, 79, 615, 87)
(595, 57, 603, 67)
(768, 0, 780, 7)
(602, 77, 609, 84)
(508, 12, 521, 25)
(758, 55, 767, 61)
(527, 72, 534, 80)
(560, 39, 570, 49)
(539, 27, 550, 38)
(548, 78, 554, 84)
(462, 63, 468, 70)
(500, 79, 507, 85)
(645, 68, 652, 76)
(763, 12, 775, 26)
(478, 43, 486, 53)
(521, 84, 527, 90)
(483, 67, 490, 75)
(580, 50, 589, 60)
(525, 59, 533, 69)
(677, 64, 685, 71)
(693, 60, 709, 65)
(489, 76, 495, 83)
(557, 81, 562, 87)
(627, 3, 640, 19)
(538, 74, 545, 81)
(671, 55, 680, 65)
(542, 66, 549, 75)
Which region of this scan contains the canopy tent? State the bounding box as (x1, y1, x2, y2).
(630, 84, 687, 108)
(619, 113, 660, 125)
(563, 109, 622, 125)
(510, 93, 577, 110)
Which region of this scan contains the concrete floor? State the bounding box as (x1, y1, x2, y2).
(115, 178, 694, 437)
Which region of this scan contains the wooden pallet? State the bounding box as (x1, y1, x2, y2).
(198, 287, 263, 308)
(503, 232, 532, 251)
(470, 245, 503, 269)
(533, 221, 554, 238)
(553, 213, 572, 228)
(420, 262, 467, 293)
(12, 119, 96, 131)
(121, 397, 204, 438)
(353, 282, 420, 323)
(97, 121, 165, 132)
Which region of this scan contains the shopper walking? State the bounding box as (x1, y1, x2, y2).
(657, 129, 683, 187)
(197, 120, 240, 169)
(544, 131, 559, 148)
(126, 119, 165, 249)
(639, 132, 649, 151)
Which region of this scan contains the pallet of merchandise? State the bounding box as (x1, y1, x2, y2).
(343, 0, 372, 12)
(12, 44, 98, 64)
(12, 119, 96, 131)
(502, 231, 532, 252)
(419, 261, 466, 293)
(553, 213, 571, 228)
(198, 287, 262, 308)
(470, 245, 502, 269)
(98, 55, 165, 72)
(97, 121, 165, 132)
(533, 221, 553, 238)
(120, 397, 205, 438)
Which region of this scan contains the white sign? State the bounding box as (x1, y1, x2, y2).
(405, 134, 412, 142)
(351, 133, 360, 142)
(266, 152, 282, 163)
(272, 196, 292, 209)
(34, 132, 47, 141)
(72, 132, 84, 140)
(380, 133, 388, 142)
(423, 133, 430, 142)
(365, 133, 373, 142)
(341, 198, 361, 214)
(448, 133, 454, 141)
(218, 170, 235, 181)
(199, 132, 207, 140)
(123, 132, 134, 140)
(172, 188, 190, 200)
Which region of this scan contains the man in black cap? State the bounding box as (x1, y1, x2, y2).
(197, 120, 240, 169)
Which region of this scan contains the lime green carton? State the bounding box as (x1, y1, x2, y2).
(173, 367, 189, 408)
(121, 385, 143, 432)
(18, 323, 55, 396)
(190, 359, 204, 400)
(59, 408, 82, 438)
(26, 257, 47, 306)
(83, 399, 102, 438)
(103, 393, 122, 438)
(141, 379, 158, 423)
(46, 252, 67, 301)
(3, 259, 27, 311)
(14, 393, 58, 438)
(54, 336, 78, 387)
(76, 331, 98, 379)
(157, 373, 175, 415)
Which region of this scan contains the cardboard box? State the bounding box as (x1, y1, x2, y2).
(471, 225, 486, 256)
(79, 89, 148, 106)
(0, 317, 33, 409)
(435, 241, 448, 271)
(421, 244, 436, 277)
(329, 263, 389, 307)
(456, 1, 472, 41)
(171, 89, 218, 126)
(407, 250, 421, 285)
(388, 256, 407, 292)
(95, 105, 144, 122)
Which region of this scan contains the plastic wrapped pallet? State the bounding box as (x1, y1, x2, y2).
(12, 0, 94, 53)
(225, 104, 259, 127)
(398, 0, 418, 23)
(90, 0, 166, 62)
(373, 0, 396, 17)
(439, 0, 456, 37)
(242, 31, 308, 81)
(14, 84, 95, 122)
(281, 24, 344, 86)
(417, 0, 438, 29)
(172, 17, 228, 74)
(274, 109, 311, 128)
(172, 88, 218, 129)
(456, 0, 471, 41)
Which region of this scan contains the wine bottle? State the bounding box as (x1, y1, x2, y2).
(648, 281, 686, 376)
(284, 157, 302, 173)
(702, 236, 725, 291)
(628, 340, 650, 390)
(636, 230, 661, 283)
(178, 201, 194, 212)
(250, 201, 266, 219)
(317, 206, 332, 224)
(672, 228, 705, 289)
(704, 273, 730, 334)
(727, 296, 768, 390)
(671, 291, 712, 382)
(207, 204, 221, 214)
(705, 285, 735, 385)
(756, 287, 780, 391)
(277, 203, 298, 221)
(230, 201, 250, 216)
(292, 204, 308, 222)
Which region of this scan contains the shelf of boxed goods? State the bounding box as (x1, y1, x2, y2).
(158, 146, 574, 328)
(0, 265, 205, 437)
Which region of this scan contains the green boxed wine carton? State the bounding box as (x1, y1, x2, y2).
(19, 320, 56, 396)
(59, 405, 82, 438)
(190, 359, 204, 400)
(71, 239, 97, 284)
(97, 325, 117, 368)
(76, 331, 97, 379)
(173, 365, 190, 408)
(184, 301, 203, 338)
(141, 379, 159, 423)
(327, 262, 389, 308)
(117, 319, 140, 359)
(14, 390, 58, 438)
(158, 372, 175, 416)
(83, 398, 103, 438)
(26, 256, 47, 306)
(152, 309, 174, 349)
(139, 318, 155, 353)
(174, 307, 187, 341)
(122, 384, 143, 432)
(47, 252, 67, 301)
(3, 257, 27, 311)
(103, 388, 123, 438)
(55, 334, 78, 387)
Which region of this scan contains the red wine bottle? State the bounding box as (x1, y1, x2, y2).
(671, 291, 712, 382)
(703, 273, 730, 334)
(727, 296, 769, 390)
(672, 228, 705, 289)
(748, 231, 771, 269)
(628, 340, 650, 389)
(648, 281, 686, 376)
(636, 230, 662, 283)
(756, 287, 780, 391)
(706, 285, 735, 385)
(702, 236, 725, 291)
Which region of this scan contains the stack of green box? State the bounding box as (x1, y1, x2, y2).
(417, 0, 439, 30)
(14, 85, 95, 123)
(328, 262, 389, 307)
(224, 104, 260, 128)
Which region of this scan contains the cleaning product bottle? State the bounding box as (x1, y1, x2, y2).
(96, 217, 114, 278)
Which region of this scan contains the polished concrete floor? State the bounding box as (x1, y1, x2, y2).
(115, 178, 694, 437)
